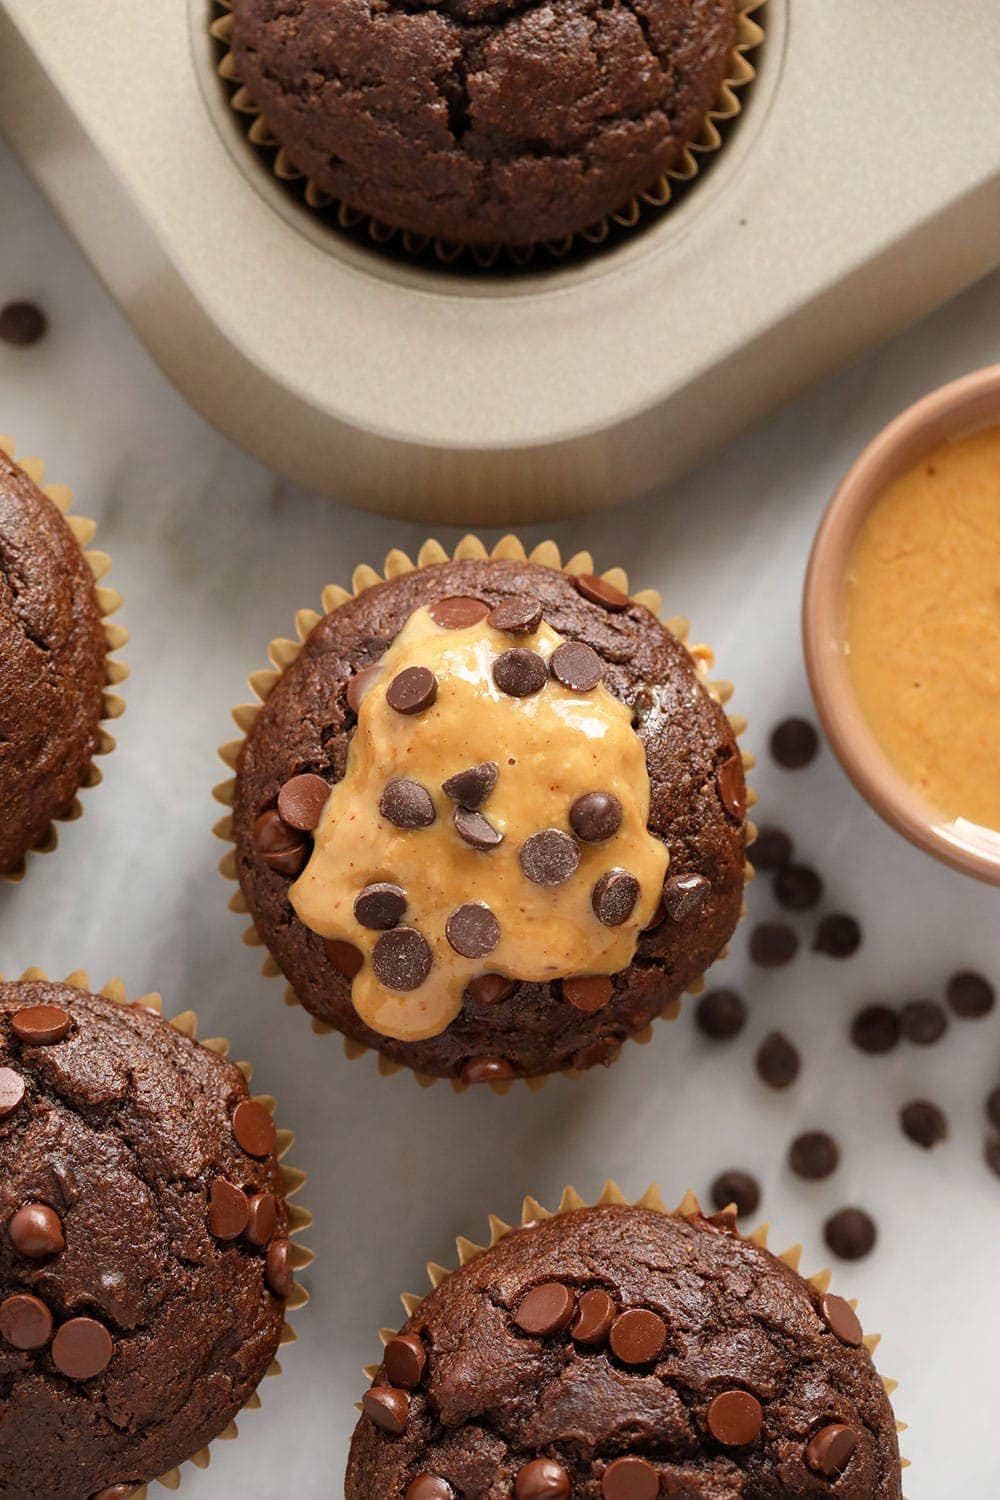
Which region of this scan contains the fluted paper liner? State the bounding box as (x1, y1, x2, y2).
(360, 1182, 908, 1488)
(0, 966, 313, 1496)
(0, 436, 128, 883)
(215, 535, 756, 1093)
(209, 1, 765, 270)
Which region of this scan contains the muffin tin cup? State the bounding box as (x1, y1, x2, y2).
(208, 0, 765, 271)
(0, 437, 128, 884)
(0, 965, 314, 1498)
(213, 533, 756, 1094)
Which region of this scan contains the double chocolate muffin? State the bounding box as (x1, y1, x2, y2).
(0, 979, 298, 1499)
(228, 0, 739, 246)
(227, 553, 748, 1083)
(347, 1198, 903, 1497)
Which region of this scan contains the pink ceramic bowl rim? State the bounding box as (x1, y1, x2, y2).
(803, 364, 1000, 887)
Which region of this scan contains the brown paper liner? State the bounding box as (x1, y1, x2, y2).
(0, 437, 128, 884)
(208, 1, 765, 271)
(361, 1181, 908, 1486)
(214, 534, 756, 1094)
(0, 966, 313, 1496)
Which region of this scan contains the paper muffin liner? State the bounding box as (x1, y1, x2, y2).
(0, 436, 128, 884)
(360, 1181, 908, 1488)
(0, 965, 313, 1497)
(214, 534, 756, 1094)
(208, 0, 765, 271)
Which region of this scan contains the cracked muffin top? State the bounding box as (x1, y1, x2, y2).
(0, 449, 107, 877)
(0, 981, 293, 1500)
(346, 1203, 904, 1499)
(229, 0, 738, 244)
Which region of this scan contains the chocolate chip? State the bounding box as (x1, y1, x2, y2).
(609, 1308, 665, 1364)
(8, 1203, 64, 1258)
(487, 596, 542, 634)
(985, 1136, 1000, 1180)
(387, 666, 438, 715)
(773, 864, 823, 911)
(0, 1293, 53, 1350)
(987, 1088, 1000, 1131)
(820, 1293, 863, 1347)
(901, 999, 948, 1045)
(493, 647, 548, 697)
(806, 1423, 858, 1477)
(445, 903, 501, 960)
(748, 825, 793, 871)
(514, 1459, 571, 1498)
(0, 1067, 25, 1118)
(385, 1333, 427, 1389)
(715, 754, 744, 820)
(372, 928, 433, 991)
(459, 1056, 514, 1084)
(52, 1317, 113, 1380)
(266, 1237, 292, 1298)
(592, 869, 640, 927)
(770, 716, 819, 769)
(561, 975, 613, 1013)
(231, 1099, 277, 1158)
(789, 1131, 839, 1181)
(574, 573, 629, 611)
(550, 641, 604, 692)
(601, 1456, 659, 1500)
(465, 975, 514, 1008)
(755, 1032, 800, 1089)
(453, 805, 503, 850)
(209, 1178, 250, 1239)
(11, 1004, 72, 1045)
(405, 1478, 454, 1500)
(362, 1385, 410, 1435)
(662, 873, 710, 921)
(441, 761, 498, 809)
(520, 828, 579, 885)
(347, 664, 381, 713)
(354, 882, 408, 930)
(324, 939, 364, 979)
(749, 922, 799, 967)
(92, 1488, 140, 1500)
(813, 913, 862, 958)
(246, 1192, 278, 1247)
(277, 773, 329, 831)
(429, 596, 489, 629)
(707, 1390, 763, 1446)
(252, 809, 307, 876)
(515, 1282, 576, 1337)
(569, 791, 623, 843)
(380, 777, 436, 829)
(900, 1100, 948, 1149)
(850, 1004, 900, 1055)
(824, 1207, 877, 1261)
(0, 300, 47, 346)
(570, 1288, 616, 1345)
(709, 1170, 759, 1219)
(695, 988, 746, 1041)
(946, 970, 995, 1019)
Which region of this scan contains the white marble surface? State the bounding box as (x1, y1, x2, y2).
(1, 137, 999, 1498)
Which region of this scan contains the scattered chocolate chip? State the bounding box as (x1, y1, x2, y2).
(493, 647, 548, 697)
(986, 1088, 1000, 1131)
(231, 1099, 277, 1159)
(900, 1100, 948, 1150)
(985, 1136, 1000, 1180)
(209, 1178, 250, 1240)
(8, 1203, 65, 1258)
(429, 596, 489, 629)
(446, 903, 501, 959)
(806, 1423, 858, 1477)
(380, 777, 436, 830)
(813, 913, 862, 958)
(770, 716, 819, 769)
(569, 791, 623, 843)
(820, 1293, 863, 1347)
(465, 974, 515, 1006)
(362, 1385, 410, 1435)
(850, 1004, 900, 1055)
(601, 1456, 659, 1500)
(749, 921, 799, 967)
(128, 1002, 161, 1018)
(789, 1131, 839, 1181)
(324, 939, 364, 979)
(459, 1056, 515, 1084)
(574, 573, 630, 611)
(561, 975, 614, 1013)
(755, 1032, 800, 1089)
(453, 805, 503, 850)
(707, 1390, 763, 1446)
(570, 1288, 616, 1345)
(550, 640, 604, 692)
(346, 664, 382, 713)
(0, 1067, 25, 1117)
(245, 1192, 278, 1247)
(515, 1282, 576, 1337)
(266, 1237, 292, 1298)
(52, 1317, 113, 1380)
(592, 868, 640, 927)
(901, 998, 948, 1046)
(372, 928, 433, 991)
(385, 1333, 427, 1389)
(748, 825, 793, 871)
(441, 761, 498, 809)
(773, 864, 823, 911)
(824, 1207, 877, 1261)
(662, 873, 710, 921)
(355, 882, 408, 930)
(252, 809, 307, 876)
(92, 1488, 140, 1500)
(405, 1478, 454, 1500)
(520, 828, 580, 885)
(11, 1004, 72, 1046)
(695, 988, 747, 1041)
(709, 1170, 760, 1219)
(514, 1459, 571, 1499)
(715, 755, 744, 820)
(487, 596, 543, 634)
(946, 970, 995, 1019)
(609, 1308, 666, 1365)
(277, 773, 329, 831)
(387, 666, 438, 715)
(0, 300, 47, 346)
(0, 1292, 53, 1350)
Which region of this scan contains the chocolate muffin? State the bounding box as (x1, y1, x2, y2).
(0, 446, 118, 878)
(228, 0, 739, 246)
(226, 551, 748, 1082)
(347, 1195, 903, 1498)
(0, 979, 299, 1499)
